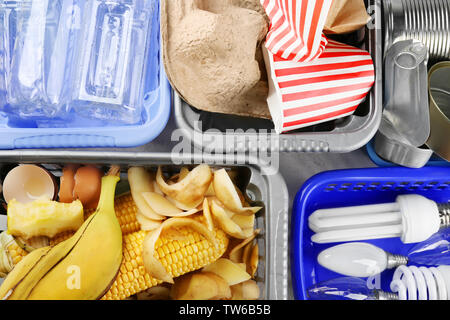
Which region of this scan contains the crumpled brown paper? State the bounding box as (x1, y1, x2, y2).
(324, 0, 371, 34)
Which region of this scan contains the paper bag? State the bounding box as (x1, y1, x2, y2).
(261, 0, 333, 63)
(262, 39, 375, 133)
(324, 0, 371, 34)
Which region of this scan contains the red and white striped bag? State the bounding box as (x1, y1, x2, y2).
(260, 0, 375, 133)
(262, 40, 375, 133)
(261, 0, 333, 62)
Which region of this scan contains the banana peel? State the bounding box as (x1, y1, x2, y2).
(0, 175, 123, 300)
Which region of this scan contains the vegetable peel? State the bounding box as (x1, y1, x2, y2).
(142, 192, 199, 217)
(143, 217, 219, 283)
(156, 165, 212, 207)
(213, 169, 262, 216)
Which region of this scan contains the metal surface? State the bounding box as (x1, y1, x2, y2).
(374, 130, 433, 168)
(384, 0, 450, 62)
(427, 62, 450, 161)
(439, 203, 450, 227)
(374, 39, 433, 168)
(174, 0, 382, 154)
(382, 40, 430, 147)
(0, 150, 290, 300)
(386, 253, 408, 270)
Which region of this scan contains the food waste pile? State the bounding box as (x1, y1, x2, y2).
(0, 164, 261, 300)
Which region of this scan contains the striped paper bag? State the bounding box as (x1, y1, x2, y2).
(262, 0, 333, 62)
(262, 39, 375, 133)
(260, 0, 375, 133)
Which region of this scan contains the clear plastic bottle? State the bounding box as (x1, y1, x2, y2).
(0, 5, 8, 108)
(7, 0, 82, 119)
(0, 0, 19, 109)
(70, 0, 153, 124)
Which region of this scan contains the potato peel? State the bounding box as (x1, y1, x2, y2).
(142, 192, 199, 217)
(237, 263, 247, 271)
(161, 228, 190, 242)
(142, 192, 182, 215)
(231, 280, 260, 300)
(202, 198, 214, 232)
(242, 280, 260, 300)
(136, 211, 163, 231)
(128, 167, 164, 221)
(210, 200, 249, 239)
(143, 227, 173, 284)
(143, 218, 219, 283)
(202, 258, 251, 286)
(166, 196, 203, 212)
(232, 214, 255, 230)
(171, 272, 231, 300)
(249, 243, 259, 277)
(242, 241, 253, 270)
(213, 169, 262, 216)
(205, 183, 215, 197)
(137, 286, 171, 300)
(229, 230, 260, 263)
(128, 167, 154, 193)
(133, 194, 165, 221)
(156, 165, 212, 207)
(211, 200, 255, 240)
(178, 167, 190, 181)
(153, 181, 164, 196)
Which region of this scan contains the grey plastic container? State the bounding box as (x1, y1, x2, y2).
(0, 150, 289, 300)
(174, 0, 382, 153)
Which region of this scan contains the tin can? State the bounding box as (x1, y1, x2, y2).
(427, 62, 450, 161)
(384, 0, 450, 61)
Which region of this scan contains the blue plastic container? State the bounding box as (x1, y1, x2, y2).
(0, 0, 170, 149)
(366, 140, 449, 167)
(292, 167, 450, 300)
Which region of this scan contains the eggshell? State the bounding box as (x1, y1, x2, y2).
(73, 166, 103, 209)
(59, 165, 78, 203)
(3, 165, 56, 204)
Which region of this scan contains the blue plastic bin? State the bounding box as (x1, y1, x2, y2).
(292, 167, 450, 300)
(366, 140, 449, 167)
(0, 0, 171, 149)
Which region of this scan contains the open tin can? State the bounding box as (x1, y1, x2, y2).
(427, 62, 450, 161)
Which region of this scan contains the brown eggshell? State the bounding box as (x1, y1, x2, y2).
(73, 166, 103, 209)
(59, 165, 79, 203)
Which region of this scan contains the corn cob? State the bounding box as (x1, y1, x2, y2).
(114, 193, 141, 235)
(49, 193, 140, 246)
(102, 226, 229, 300)
(0, 232, 28, 278)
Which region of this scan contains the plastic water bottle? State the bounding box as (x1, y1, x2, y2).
(0, 0, 19, 109)
(70, 0, 154, 124)
(0, 8, 8, 108)
(6, 0, 82, 119)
